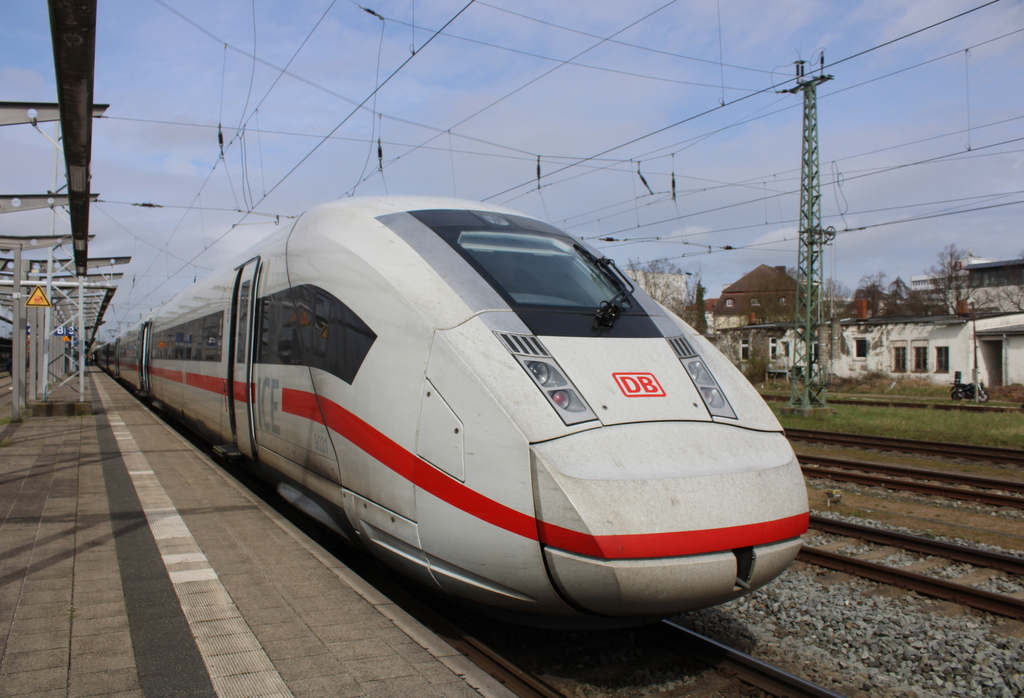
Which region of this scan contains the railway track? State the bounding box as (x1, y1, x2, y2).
(786, 427, 1024, 465)
(802, 515, 1024, 621)
(656, 621, 846, 698)
(387, 553, 850, 698)
(134, 375, 845, 698)
(799, 454, 1024, 509)
(808, 515, 1024, 575)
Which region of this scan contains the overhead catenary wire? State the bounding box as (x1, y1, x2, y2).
(482, 1, 1013, 205)
(117, 1, 476, 322)
(109, 0, 1019, 324)
(582, 136, 1024, 242)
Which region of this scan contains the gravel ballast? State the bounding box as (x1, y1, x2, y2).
(679, 512, 1024, 698)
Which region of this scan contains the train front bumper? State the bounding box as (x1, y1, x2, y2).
(530, 421, 808, 618)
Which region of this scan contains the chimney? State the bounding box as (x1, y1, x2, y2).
(747, 313, 757, 325)
(956, 300, 970, 316)
(856, 299, 868, 321)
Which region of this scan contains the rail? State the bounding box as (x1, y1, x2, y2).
(808, 514, 1024, 575)
(658, 621, 846, 698)
(800, 462, 1024, 510)
(797, 547, 1024, 621)
(798, 455, 1024, 494)
(786, 428, 1024, 465)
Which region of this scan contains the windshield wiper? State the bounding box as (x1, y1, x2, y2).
(591, 256, 634, 329)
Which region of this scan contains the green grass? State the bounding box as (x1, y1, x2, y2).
(770, 403, 1024, 450)
(758, 375, 1024, 406)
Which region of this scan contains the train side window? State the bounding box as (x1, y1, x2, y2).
(313, 294, 329, 357)
(190, 319, 201, 360)
(203, 312, 223, 362)
(257, 296, 275, 365)
(253, 284, 375, 383)
(236, 280, 250, 363)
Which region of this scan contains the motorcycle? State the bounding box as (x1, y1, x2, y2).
(951, 376, 989, 402)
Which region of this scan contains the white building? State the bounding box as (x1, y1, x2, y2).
(910, 250, 992, 292)
(718, 311, 1024, 387)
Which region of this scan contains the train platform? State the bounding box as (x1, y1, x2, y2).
(0, 369, 514, 698)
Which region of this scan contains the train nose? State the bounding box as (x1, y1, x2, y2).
(530, 422, 808, 617)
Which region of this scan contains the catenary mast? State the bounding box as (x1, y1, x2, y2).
(781, 57, 835, 414)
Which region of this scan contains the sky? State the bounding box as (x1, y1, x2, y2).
(2, 0, 1023, 339)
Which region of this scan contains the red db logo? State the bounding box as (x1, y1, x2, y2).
(613, 373, 666, 397)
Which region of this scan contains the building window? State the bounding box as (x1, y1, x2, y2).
(892, 343, 907, 373)
(913, 345, 928, 372)
(935, 346, 950, 373)
(750, 298, 760, 307)
(725, 299, 734, 308)
(855, 338, 868, 358)
(781, 341, 789, 358)
(740, 338, 750, 361)
(780, 296, 786, 305)
(769, 338, 778, 358)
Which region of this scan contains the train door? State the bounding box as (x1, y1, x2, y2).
(138, 322, 151, 394)
(228, 257, 261, 458)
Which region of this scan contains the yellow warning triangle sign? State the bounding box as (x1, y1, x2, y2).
(26, 286, 52, 308)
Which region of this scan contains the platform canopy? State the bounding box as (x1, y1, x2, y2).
(0, 234, 127, 350)
(48, 0, 99, 277)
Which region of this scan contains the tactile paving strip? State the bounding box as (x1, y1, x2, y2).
(95, 380, 292, 698)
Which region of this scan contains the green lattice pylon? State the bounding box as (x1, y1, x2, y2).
(782, 63, 834, 410)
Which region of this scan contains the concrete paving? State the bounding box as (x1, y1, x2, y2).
(0, 370, 513, 697)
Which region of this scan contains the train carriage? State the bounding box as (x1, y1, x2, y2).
(107, 196, 809, 623)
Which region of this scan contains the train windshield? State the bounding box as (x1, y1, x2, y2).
(454, 230, 630, 310)
(404, 208, 659, 337)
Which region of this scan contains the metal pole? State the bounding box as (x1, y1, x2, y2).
(11, 245, 23, 419)
(78, 275, 85, 397)
(42, 246, 54, 400)
(972, 306, 979, 403)
(28, 306, 37, 402)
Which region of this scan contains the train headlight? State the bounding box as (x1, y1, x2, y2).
(549, 389, 588, 413)
(684, 359, 713, 386)
(526, 360, 567, 387)
(495, 332, 597, 426)
(676, 351, 737, 419)
(699, 386, 726, 409)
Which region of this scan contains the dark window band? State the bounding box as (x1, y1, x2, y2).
(256, 284, 376, 385)
(153, 311, 224, 362)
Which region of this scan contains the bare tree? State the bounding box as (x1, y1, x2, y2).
(928, 243, 974, 314)
(625, 259, 712, 332)
(682, 266, 708, 334)
(986, 284, 1024, 312)
(852, 272, 887, 317)
(626, 259, 687, 316)
(821, 277, 852, 318)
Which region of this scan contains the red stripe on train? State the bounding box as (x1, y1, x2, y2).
(145, 368, 808, 559)
(282, 387, 808, 560)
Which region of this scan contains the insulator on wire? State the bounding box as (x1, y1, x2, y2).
(536, 155, 541, 190)
(377, 138, 383, 171)
(637, 161, 654, 196)
(217, 124, 224, 157)
(671, 171, 676, 201)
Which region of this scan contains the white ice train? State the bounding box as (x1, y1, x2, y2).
(101, 196, 808, 624)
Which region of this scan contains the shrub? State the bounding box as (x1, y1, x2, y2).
(742, 350, 771, 383)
